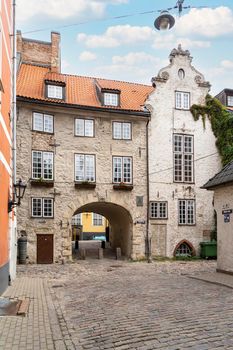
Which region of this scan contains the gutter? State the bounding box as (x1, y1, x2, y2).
(16, 97, 151, 117)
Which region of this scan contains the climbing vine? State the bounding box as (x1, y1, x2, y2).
(190, 94, 233, 166)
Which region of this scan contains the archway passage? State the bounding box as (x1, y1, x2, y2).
(72, 202, 133, 258)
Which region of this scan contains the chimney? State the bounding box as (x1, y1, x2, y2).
(51, 32, 61, 73)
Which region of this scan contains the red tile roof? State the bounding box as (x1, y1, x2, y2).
(17, 64, 154, 113)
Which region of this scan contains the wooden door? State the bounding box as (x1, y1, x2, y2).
(37, 234, 53, 264)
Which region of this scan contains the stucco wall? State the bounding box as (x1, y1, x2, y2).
(16, 103, 148, 262)
(214, 187, 233, 273)
(146, 48, 222, 257)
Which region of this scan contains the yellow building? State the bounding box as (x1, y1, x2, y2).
(72, 213, 108, 240)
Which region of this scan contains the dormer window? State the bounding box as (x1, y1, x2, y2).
(104, 92, 119, 107)
(47, 85, 63, 99)
(227, 96, 233, 107)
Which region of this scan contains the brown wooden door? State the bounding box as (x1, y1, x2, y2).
(37, 234, 53, 264)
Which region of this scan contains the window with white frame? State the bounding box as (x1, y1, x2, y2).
(32, 151, 53, 180)
(75, 154, 95, 182)
(113, 122, 131, 140)
(175, 91, 190, 109)
(93, 213, 103, 226)
(227, 96, 233, 107)
(32, 198, 53, 218)
(33, 112, 53, 133)
(174, 134, 194, 183)
(75, 118, 94, 137)
(113, 156, 132, 184)
(150, 202, 167, 219)
(178, 199, 195, 225)
(72, 213, 82, 226)
(175, 242, 193, 256)
(47, 85, 63, 99)
(104, 93, 119, 106)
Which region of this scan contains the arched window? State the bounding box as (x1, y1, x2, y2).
(174, 240, 195, 257)
(178, 68, 185, 80)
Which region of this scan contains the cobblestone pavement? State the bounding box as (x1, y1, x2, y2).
(2, 259, 233, 349)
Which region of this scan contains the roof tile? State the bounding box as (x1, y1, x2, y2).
(17, 64, 154, 113)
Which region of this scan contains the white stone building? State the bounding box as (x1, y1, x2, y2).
(146, 45, 221, 258)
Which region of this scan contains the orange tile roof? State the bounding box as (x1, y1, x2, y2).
(17, 64, 154, 113)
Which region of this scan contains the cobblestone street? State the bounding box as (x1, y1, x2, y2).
(1, 260, 233, 349)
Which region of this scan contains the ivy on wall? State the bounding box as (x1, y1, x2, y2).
(190, 94, 233, 166)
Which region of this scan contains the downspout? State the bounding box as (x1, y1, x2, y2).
(146, 118, 152, 263)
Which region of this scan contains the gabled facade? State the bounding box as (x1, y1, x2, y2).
(16, 33, 153, 263)
(146, 45, 221, 258)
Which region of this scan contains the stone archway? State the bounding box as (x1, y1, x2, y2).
(73, 202, 133, 257)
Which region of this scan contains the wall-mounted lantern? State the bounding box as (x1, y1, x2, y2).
(8, 179, 27, 213)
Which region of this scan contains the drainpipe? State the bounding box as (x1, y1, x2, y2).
(146, 118, 152, 263)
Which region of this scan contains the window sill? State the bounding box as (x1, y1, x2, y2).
(74, 182, 96, 189)
(113, 184, 133, 191)
(30, 180, 54, 187)
(32, 130, 54, 135)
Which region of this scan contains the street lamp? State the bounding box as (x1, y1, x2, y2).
(8, 179, 27, 213)
(154, 10, 175, 30)
(154, 0, 207, 31)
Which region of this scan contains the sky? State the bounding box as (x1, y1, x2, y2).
(16, 0, 233, 95)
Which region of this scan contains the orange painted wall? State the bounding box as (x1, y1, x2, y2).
(0, 0, 12, 269)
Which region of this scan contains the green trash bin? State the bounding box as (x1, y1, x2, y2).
(200, 241, 217, 259)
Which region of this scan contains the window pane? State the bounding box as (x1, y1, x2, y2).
(43, 199, 53, 217)
(85, 155, 95, 182)
(43, 152, 53, 180)
(113, 157, 122, 183)
(174, 154, 182, 182)
(179, 200, 186, 224)
(150, 202, 158, 218)
(174, 135, 182, 152)
(93, 213, 103, 226)
(183, 93, 190, 109)
(33, 113, 43, 131)
(44, 114, 53, 133)
(159, 202, 167, 218)
(47, 85, 62, 99)
(75, 119, 84, 136)
(104, 93, 118, 106)
(72, 214, 82, 226)
(85, 120, 94, 137)
(32, 198, 42, 217)
(75, 154, 84, 181)
(184, 154, 193, 182)
(227, 96, 233, 107)
(187, 200, 194, 224)
(176, 92, 182, 109)
(113, 122, 122, 139)
(122, 123, 131, 140)
(32, 151, 42, 179)
(184, 136, 193, 153)
(123, 157, 132, 183)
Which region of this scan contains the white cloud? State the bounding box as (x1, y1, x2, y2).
(112, 52, 160, 65)
(176, 6, 233, 38)
(79, 51, 97, 62)
(77, 25, 155, 48)
(77, 23, 211, 51)
(221, 60, 233, 69)
(16, 0, 128, 23)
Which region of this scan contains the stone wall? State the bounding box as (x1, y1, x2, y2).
(16, 103, 148, 262)
(146, 46, 222, 257)
(214, 187, 233, 273)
